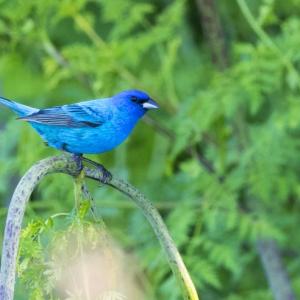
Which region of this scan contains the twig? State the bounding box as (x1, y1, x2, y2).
(73, 14, 142, 88)
(236, 0, 300, 89)
(0, 154, 199, 300)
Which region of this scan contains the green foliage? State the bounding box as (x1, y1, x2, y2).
(17, 210, 113, 299)
(1, 0, 300, 299)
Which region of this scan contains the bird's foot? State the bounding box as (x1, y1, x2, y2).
(82, 157, 112, 184)
(72, 154, 83, 175)
(96, 164, 112, 184)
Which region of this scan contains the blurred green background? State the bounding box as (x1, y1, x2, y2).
(1, 0, 300, 299)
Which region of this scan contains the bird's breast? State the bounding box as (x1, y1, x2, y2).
(30, 111, 141, 154)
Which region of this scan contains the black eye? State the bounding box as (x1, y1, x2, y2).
(131, 96, 138, 103)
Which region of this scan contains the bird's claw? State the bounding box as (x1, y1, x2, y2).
(72, 154, 83, 175)
(98, 165, 112, 184)
(81, 156, 112, 183)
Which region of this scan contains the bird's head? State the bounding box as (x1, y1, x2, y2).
(113, 90, 159, 117)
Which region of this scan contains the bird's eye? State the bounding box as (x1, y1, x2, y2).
(131, 96, 138, 103)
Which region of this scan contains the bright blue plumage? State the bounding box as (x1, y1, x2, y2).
(0, 90, 159, 155)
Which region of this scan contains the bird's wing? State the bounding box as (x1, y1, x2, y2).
(18, 103, 111, 128)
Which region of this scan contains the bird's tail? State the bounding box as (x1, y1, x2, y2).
(0, 96, 37, 117)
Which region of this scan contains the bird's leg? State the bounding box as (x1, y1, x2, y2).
(81, 156, 112, 183)
(72, 154, 83, 174)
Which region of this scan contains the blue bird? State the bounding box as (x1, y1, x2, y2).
(0, 90, 159, 179)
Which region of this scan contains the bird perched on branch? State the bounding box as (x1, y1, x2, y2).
(0, 90, 159, 180)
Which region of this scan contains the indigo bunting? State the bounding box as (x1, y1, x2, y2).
(0, 90, 159, 179)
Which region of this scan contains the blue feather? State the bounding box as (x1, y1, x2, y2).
(0, 90, 159, 154)
(0, 96, 37, 116)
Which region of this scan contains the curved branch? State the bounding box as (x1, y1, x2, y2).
(0, 155, 199, 300)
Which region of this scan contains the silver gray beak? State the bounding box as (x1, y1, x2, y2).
(142, 98, 159, 109)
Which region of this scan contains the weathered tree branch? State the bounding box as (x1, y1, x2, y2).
(0, 155, 199, 300)
(257, 240, 296, 300)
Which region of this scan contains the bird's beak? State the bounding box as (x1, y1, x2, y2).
(143, 99, 159, 109)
